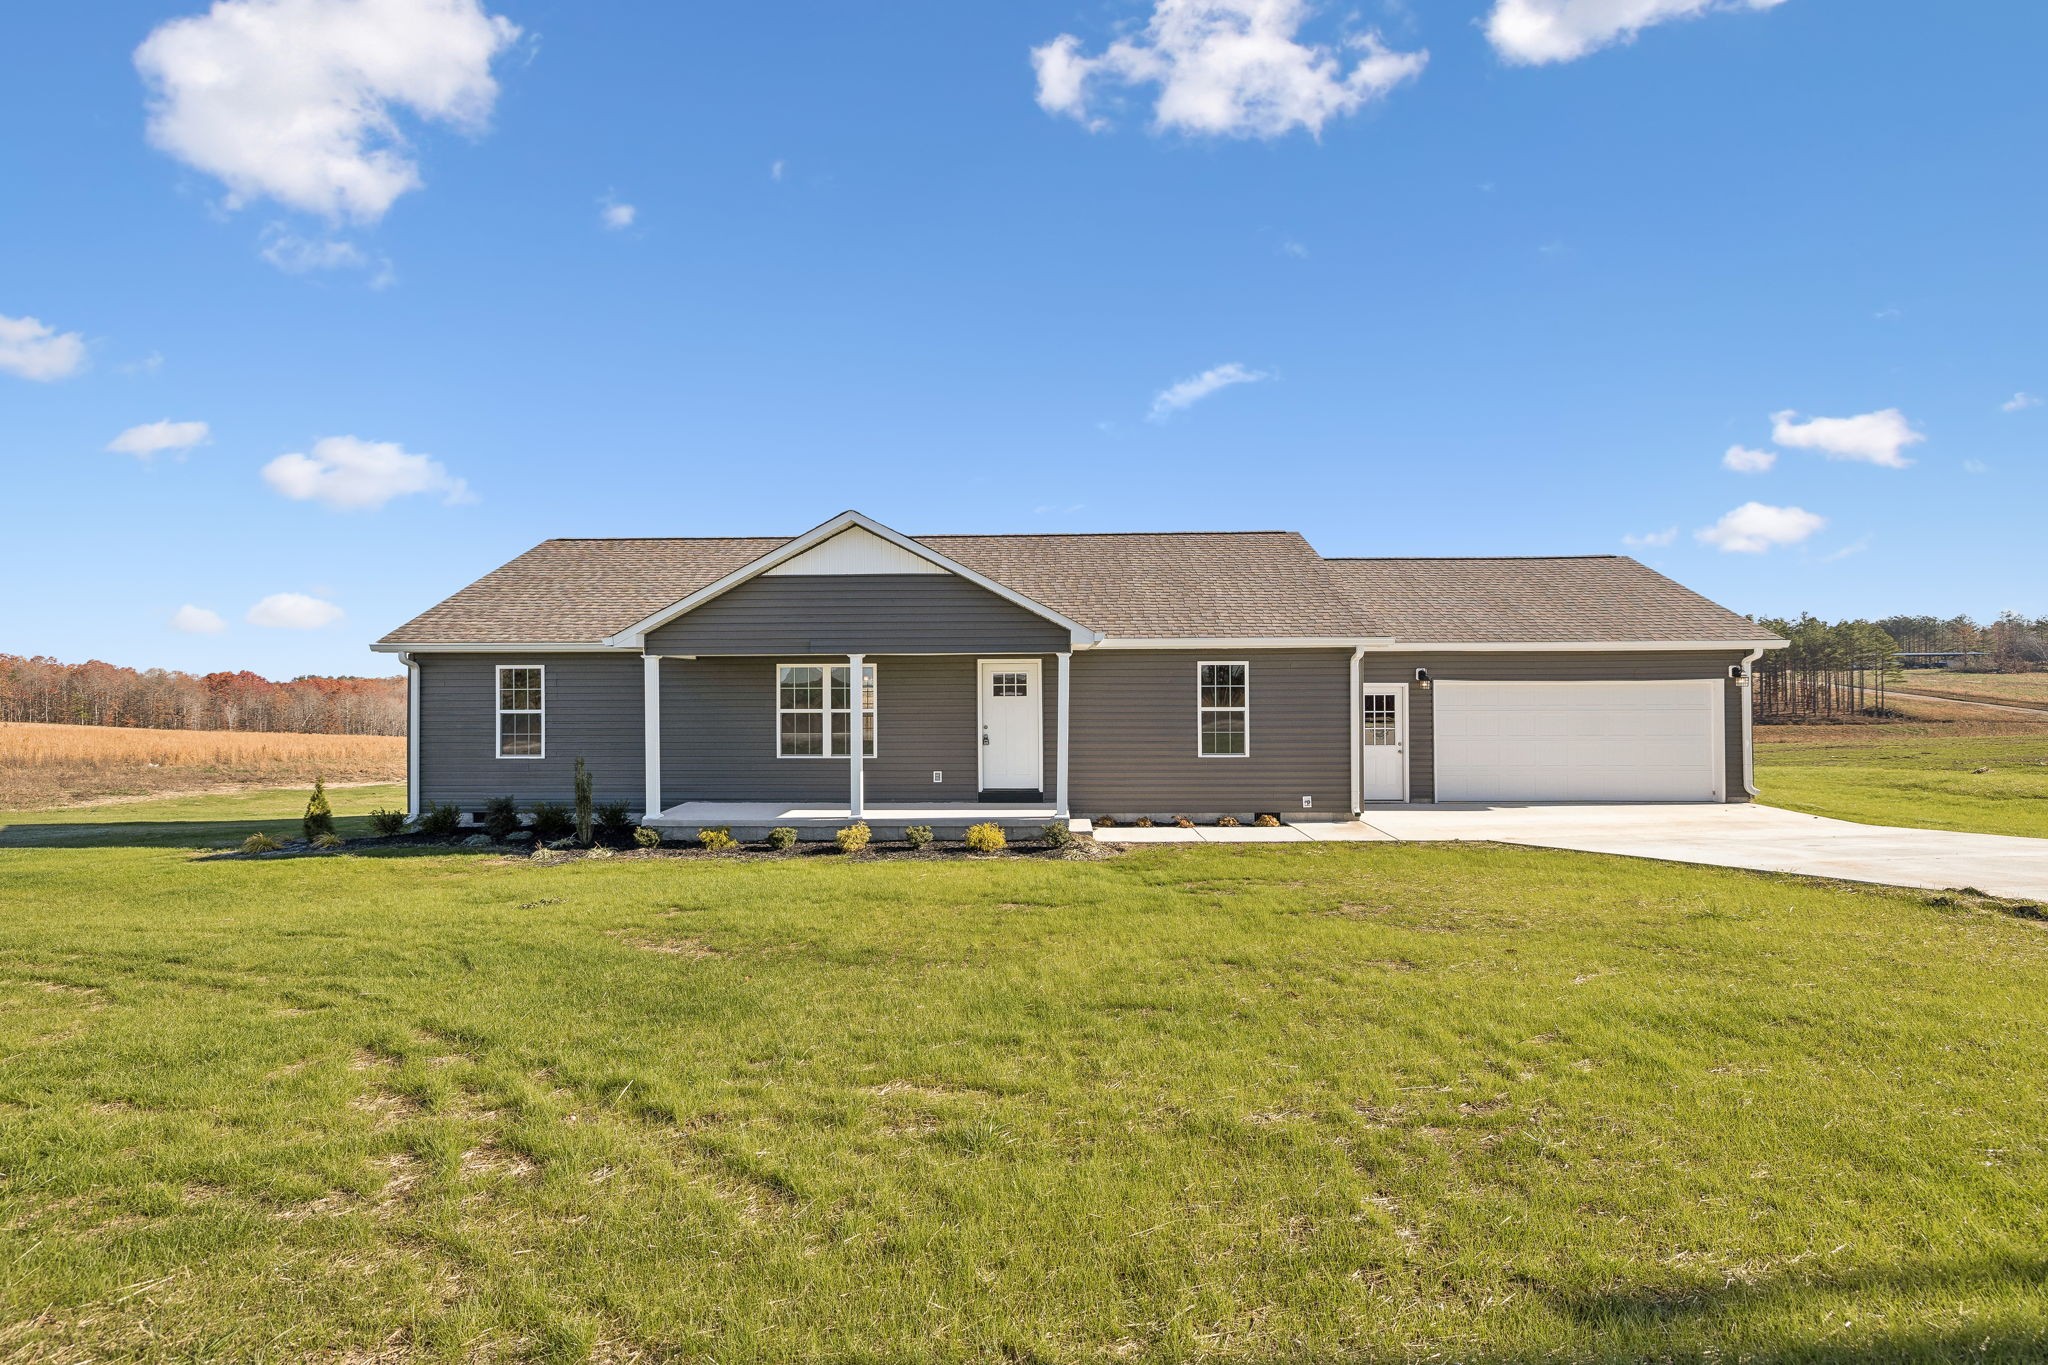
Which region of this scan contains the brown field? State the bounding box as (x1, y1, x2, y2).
(1888, 670, 2048, 710)
(0, 722, 405, 810)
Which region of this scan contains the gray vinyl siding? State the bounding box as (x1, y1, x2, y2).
(659, 654, 1059, 806)
(1362, 650, 1752, 803)
(415, 653, 644, 810)
(1069, 649, 1352, 818)
(645, 574, 1070, 656)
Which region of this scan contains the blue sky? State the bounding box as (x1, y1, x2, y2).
(2, 0, 2043, 680)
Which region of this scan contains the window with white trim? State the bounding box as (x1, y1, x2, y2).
(496, 665, 544, 758)
(1197, 661, 1248, 757)
(777, 663, 877, 758)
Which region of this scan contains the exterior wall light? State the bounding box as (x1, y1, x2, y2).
(1414, 668, 1432, 690)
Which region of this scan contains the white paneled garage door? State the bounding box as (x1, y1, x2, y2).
(1434, 680, 1724, 802)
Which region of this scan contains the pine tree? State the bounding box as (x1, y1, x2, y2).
(302, 776, 335, 842)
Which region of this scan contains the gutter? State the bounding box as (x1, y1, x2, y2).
(1739, 646, 1764, 798)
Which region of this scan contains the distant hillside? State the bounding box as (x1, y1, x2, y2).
(0, 654, 404, 736)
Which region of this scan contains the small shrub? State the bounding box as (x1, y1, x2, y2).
(1134, 816, 1154, 828)
(698, 826, 738, 852)
(368, 808, 409, 836)
(241, 831, 281, 853)
(834, 822, 872, 854)
(1095, 815, 1117, 828)
(312, 832, 345, 850)
(531, 845, 560, 863)
(632, 826, 663, 849)
(529, 801, 575, 843)
(767, 826, 800, 851)
(302, 777, 335, 842)
(903, 824, 934, 850)
(964, 822, 1006, 853)
(418, 802, 463, 837)
(1041, 822, 1072, 848)
(584, 845, 615, 860)
(597, 801, 633, 840)
(1173, 815, 1195, 829)
(482, 796, 522, 841)
(1216, 815, 1240, 828)
(1253, 813, 1281, 828)
(573, 758, 595, 845)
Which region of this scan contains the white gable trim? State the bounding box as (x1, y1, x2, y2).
(763, 525, 948, 576)
(602, 510, 1103, 648)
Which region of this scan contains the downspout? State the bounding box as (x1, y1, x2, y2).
(400, 652, 420, 819)
(1739, 646, 1764, 798)
(1348, 645, 1365, 815)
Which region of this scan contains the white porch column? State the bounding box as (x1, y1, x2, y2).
(1055, 652, 1071, 819)
(402, 652, 420, 819)
(642, 654, 662, 819)
(1348, 646, 1363, 815)
(847, 653, 865, 819)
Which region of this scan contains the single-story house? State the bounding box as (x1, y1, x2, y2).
(372, 510, 1787, 835)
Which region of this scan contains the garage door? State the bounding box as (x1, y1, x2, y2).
(1433, 680, 1724, 802)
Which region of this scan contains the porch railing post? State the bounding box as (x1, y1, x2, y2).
(1055, 651, 1071, 819)
(642, 653, 662, 820)
(848, 653, 865, 820)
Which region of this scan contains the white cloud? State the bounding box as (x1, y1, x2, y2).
(600, 197, 636, 230)
(1963, 459, 1989, 475)
(1770, 407, 1923, 468)
(770, 159, 786, 182)
(134, 0, 521, 223)
(1721, 443, 1776, 473)
(261, 435, 473, 510)
(0, 313, 87, 381)
(171, 604, 227, 634)
(1032, 0, 1426, 138)
(1486, 0, 1787, 66)
(2001, 391, 2040, 413)
(246, 592, 344, 629)
(1279, 238, 1309, 258)
(1695, 501, 1825, 554)
(257, 225, 393, 287)
(108, 419, 211, 459)
(1820, 536, 1870, 564)
(1622, 526, 1678, 548)
(1148, 362, 1269, 420)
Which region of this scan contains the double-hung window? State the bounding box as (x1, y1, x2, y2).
(496, 665, 544, 758)
(1197, 661, 1248, 757)
(777, 663, 877, 758)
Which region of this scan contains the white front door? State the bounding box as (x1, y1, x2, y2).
(1360, 685, 1406, 802)
(978, 659, 1044, 793)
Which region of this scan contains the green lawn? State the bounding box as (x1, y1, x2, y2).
(1756, 729, 2048, 839)
(0, 782, 408, 850)
(2, 792, 2045, 1361)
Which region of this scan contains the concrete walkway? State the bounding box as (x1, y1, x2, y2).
(1089, 804, 2048, 901)
(1358, 803, 2048, 902)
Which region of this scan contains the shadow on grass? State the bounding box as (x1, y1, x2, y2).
(0, 813, 383, 851)
(1523, 1253, 2048, 1361)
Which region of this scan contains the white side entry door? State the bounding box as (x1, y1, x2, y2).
(1360, 685, 1406, 802)
(978, 659, 1044, 792)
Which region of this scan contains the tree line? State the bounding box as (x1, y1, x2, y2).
(0, 654, 405, 736)
(1871, 612, 2048, 668)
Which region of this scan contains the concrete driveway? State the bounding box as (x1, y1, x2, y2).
(1357, 803, 2048, 902)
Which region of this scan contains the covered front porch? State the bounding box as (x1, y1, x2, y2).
(640, 650, 1073, 829)
(642, 799, 1062, 841)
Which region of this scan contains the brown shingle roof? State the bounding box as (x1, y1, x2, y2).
(1326, 555, 1771, 644)
(377, 529, 1378, 645)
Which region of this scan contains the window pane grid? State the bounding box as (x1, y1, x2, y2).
(1198, 662, 1248, 757)
(496, 666, 544, 759)
(779, 663, 877, 758)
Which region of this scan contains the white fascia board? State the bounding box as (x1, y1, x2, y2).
(1397, 639, 1788, 652)
(602, 510, 1102, 648)
(369, 641, 614, 653)
(1090, 636, 1394, 650)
